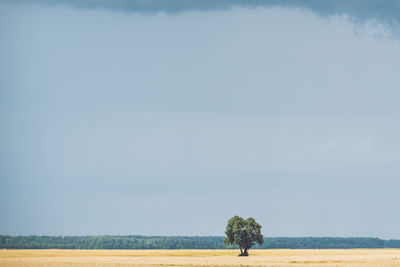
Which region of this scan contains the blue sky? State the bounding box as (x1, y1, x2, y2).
(1, 1, 400, 238)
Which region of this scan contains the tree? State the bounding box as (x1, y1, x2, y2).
(224, 216, 263, 256)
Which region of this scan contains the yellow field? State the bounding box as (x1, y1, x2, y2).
(1, 249, 400, 267)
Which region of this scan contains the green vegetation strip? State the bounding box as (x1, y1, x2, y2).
(1, 236, 400, 249)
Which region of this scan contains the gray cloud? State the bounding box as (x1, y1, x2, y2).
(0, 0, 398, 21)
(2, 1, 400, 34)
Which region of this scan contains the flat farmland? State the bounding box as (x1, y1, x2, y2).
(1, 249, 400, 266)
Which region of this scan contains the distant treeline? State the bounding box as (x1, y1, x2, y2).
(1, 235, 399, 249)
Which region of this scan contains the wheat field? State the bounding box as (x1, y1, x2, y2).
(1, 249, 400, 266)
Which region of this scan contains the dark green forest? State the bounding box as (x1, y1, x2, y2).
(1, 235, 399, 249)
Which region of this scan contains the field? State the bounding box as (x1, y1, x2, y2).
(1, 249, 400, 266)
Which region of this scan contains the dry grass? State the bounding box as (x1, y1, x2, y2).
(1, 249, 400, 266)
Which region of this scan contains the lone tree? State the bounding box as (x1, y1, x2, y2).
(224, 216, 263, 256)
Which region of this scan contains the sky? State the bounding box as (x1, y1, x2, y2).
(1, 0, 400, 238)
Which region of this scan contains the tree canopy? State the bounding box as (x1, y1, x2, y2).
(224, 216, 263, 256)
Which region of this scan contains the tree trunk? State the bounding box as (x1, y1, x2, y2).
(239, 247, 248, 256)
(243, 248, 248, 256)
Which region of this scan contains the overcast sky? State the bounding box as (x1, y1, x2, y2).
(1, 1, 400, 238)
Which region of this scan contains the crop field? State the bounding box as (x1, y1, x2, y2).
(1, 249, 400, 266)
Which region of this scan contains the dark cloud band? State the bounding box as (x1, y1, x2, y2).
(2, 0, 400, 27)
